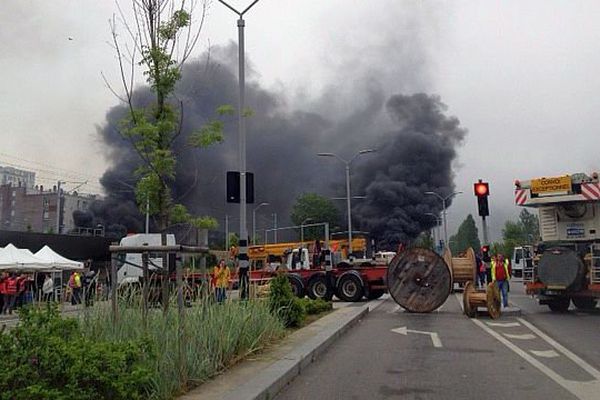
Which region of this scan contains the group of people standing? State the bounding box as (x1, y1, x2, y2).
(212, 259, 231, 303)
(0, 273, 36, 314)
(476, 250, 512, 308)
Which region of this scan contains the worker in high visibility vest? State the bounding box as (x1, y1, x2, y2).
(491, 254, 511, 308)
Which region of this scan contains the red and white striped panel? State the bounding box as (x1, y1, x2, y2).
(581, 182, 600, 200)
(515, 189, 528, 205)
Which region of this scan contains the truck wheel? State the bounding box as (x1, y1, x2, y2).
(307, 275, 331, 300)
(367, 289, 385, 300)
(547, 297, 570, 312)
(337, 274, 364, 302)
(572, 297, 597, 310)
(287, 275, 305, 298)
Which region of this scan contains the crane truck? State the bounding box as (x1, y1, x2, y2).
(514, 172, 600, 311)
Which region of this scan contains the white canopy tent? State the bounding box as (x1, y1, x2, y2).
(34, 245, 84, 271)
(0, 243, 49, 271)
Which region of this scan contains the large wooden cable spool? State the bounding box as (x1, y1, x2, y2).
(443, 247, 477, 285)
(387, 247, 452, 313)
(463, 281, 501, 319)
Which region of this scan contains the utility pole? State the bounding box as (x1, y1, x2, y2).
(225, 214, 229, 250)
(425, 190, 463, 249)
(273, 212, 278, 243)
(318, 149, 376, 258)
(145, 195, 150, 234)
(219, 0, 262, 300)
(55, 181, 62, 234)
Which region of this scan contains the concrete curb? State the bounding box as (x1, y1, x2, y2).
(180, 299, 385, 400)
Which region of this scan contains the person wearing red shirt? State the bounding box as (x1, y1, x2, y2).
(0, 273, 7, 314)
(491, 254, 512, 308)
(3, 273, 19, 314)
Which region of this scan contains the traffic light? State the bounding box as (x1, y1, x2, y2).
(481, 245, 490, 262)
(226, 171, 254, 203)
(474, 180, 490, 217)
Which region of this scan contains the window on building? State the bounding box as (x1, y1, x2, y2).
(11, 210, 15, 217)
(12, 190, 16, 197)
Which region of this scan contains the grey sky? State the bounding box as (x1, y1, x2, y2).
(2, 1, 600, 241)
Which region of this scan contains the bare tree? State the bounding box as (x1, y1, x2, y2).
(105, 0, 223, 232)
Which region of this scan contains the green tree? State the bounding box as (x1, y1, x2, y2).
(290, 193, 341, 241)
(501, 220, 524, 257)
(501, 209, 539, 256)
(519, 209, 539, 243)
(109, 1, 222, 231)
(414, 231, 434, 250)
(449, 214, 481, 254)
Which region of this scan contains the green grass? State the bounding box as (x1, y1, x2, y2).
(79, 295, 285, 399)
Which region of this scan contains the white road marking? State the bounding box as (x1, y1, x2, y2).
(471, 318, 600, 400)
(391, 326, 443, 348)
(517, 317, 600, 380)
(503, 333, 537, 340)
(387, 305, 401, 314)
(486, 322, 521, 328)
(531, 350, 560, 358)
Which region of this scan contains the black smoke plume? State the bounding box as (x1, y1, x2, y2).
(91, 45, 466, 247)
(353, 94, 466, 247)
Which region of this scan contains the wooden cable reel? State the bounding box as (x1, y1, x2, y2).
(463, 281, 501, 319)
(443, 247, 477, 286)
(387, 248, 452, 313)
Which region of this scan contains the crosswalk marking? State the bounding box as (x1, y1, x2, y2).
(503, 333, 536, 340)
(486, 322, 521, 328)
(531, 350, 560, 358)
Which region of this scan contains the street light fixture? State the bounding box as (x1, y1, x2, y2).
(218, 0, 262, 270)
(252, 202, 269, 245)
(424, 190, 463, 249)
(318, 149, 376, 257)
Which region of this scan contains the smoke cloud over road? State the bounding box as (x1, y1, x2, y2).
(353, 94, 466, 247)
(90, 45, 466, 247)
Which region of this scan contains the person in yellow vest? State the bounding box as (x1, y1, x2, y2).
(213, 259, 231, 303)
(68, 271, 82, 305)
(491, 253, 511, 308)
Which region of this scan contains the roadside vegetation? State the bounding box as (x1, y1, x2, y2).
(0, 276, 333, 399)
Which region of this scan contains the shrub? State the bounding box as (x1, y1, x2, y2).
(0, 305, 155, 400)
(268, 274, 306, 327)
(298, 298, 333, 315)
(79, 297, 285, 399)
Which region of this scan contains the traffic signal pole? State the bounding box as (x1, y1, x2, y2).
(474, 179, 491, 246)
(481, 216, 489, 246)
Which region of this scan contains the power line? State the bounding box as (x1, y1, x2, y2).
(0, 152, 103, 181)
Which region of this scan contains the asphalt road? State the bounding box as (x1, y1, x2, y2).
(276, 283, 600, 400)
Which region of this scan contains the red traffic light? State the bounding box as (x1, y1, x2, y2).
(474, 181, 489, 197)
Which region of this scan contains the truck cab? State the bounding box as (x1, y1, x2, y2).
(284, 248, 311, 270)
(511, 246, 532, 279)
(116, 233, 176, 285)
(515, 172, 600, 311)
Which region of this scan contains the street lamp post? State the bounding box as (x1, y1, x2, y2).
(252, 202, 269, 245)
(425, 190, 463, 249)
(425, 212, 442, 250)
(218, 0, 262, 277)
(300, 217, 313, 245)
(272, 213, 278, 243)
(318, 149, 376, 258)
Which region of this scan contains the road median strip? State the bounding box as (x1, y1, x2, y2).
(180, 299, 384, 400)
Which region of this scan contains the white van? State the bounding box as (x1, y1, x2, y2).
(116, 234, 176, 284)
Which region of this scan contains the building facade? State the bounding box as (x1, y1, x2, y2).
(0, 166, 36, 189)
(0, 183, 97, 234)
